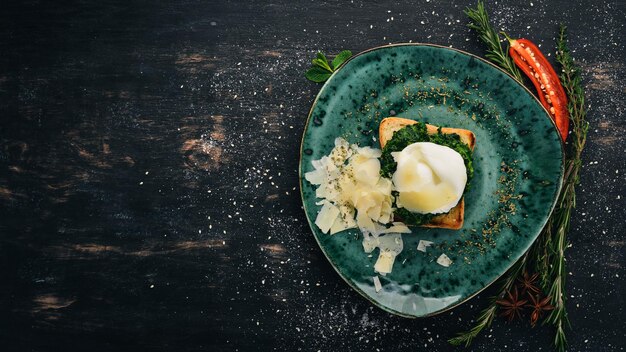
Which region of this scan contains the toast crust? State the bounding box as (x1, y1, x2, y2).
(379, 117, 475, 230)
(379, 117, 476, 150)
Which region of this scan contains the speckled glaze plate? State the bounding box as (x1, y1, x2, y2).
(299, 44, 563, 317)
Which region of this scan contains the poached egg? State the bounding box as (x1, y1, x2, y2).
(392, 142, 467, 214)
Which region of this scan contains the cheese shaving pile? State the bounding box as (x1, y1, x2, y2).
(305, 138, 410, 237)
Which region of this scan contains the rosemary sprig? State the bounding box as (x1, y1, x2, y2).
(449, 253, 528, 346)
(448, 304, 496, 347)
(541, 24, 589, 352)
(464, 1, 524, 83)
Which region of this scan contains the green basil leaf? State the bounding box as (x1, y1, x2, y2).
(316, 51, 329, 65)
(313, 53, 333, 72)
(312, 58, 333, 72)
(331, 50, 352, 70)
(305, 66, 332, 83)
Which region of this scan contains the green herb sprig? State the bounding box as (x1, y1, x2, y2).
(464, 1, 524, 83)
(305, 50, 352, 83)
(450, 5, 588, 352)
(449, 254, 529, 347)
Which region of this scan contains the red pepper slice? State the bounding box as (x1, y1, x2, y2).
(507, 37, 569, 141)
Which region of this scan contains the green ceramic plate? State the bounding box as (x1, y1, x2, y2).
(299, 44, 563, 317)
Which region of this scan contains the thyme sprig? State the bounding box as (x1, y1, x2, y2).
(464, 1, 524, 82)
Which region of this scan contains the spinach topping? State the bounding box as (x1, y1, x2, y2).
(380, 122, 474, 225)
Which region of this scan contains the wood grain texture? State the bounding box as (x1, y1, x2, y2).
(0, 0, 624, 351)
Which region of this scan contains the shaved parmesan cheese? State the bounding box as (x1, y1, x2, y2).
(353, 156, 381, 185)
(362, 233, 404, 253)
(328, 137, 353, 165)
(356, 146, 382, 159)
(375, 251, 396, 274)
(314, 201, 340, 234)
(362, 233, 405, 275)
(329, 205, 356, 235)
(362, 233, 378, 253)
(382, 222, 411, 234)
(376, 233, 404, 253)
(437, 253, 453, 267)
(417, 240, 434, 252)
(373, 276, 382, 293)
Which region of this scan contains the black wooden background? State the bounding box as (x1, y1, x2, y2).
(1, 0, 624, 351)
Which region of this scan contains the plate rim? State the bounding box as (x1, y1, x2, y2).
(298, 42, 565, 318)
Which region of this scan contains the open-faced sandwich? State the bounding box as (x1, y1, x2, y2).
(304, 117, 475, 274)
(379, 117, 475, 230)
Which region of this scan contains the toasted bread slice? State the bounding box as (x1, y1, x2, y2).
(379, 117, 476, 230)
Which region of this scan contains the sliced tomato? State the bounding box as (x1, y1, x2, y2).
(508, 38, 569, 141)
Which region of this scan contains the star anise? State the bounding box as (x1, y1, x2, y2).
(517, 271, 541, 296)
(496, 287, 528, 321)
(527, 294, 555, 327)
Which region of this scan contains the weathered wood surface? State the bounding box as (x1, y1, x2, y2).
(0, 0, 624, 351)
